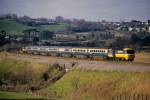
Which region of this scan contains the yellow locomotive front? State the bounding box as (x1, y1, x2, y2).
(115, 48, 135, 61)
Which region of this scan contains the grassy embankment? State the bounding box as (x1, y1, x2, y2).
(0, 52, 66, 99)
(47, 69, 150, 99)
(0, 91, 44, 99)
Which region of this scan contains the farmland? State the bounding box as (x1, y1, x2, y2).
(0, 19, 33, 34)
(0, 91, 44, 99)
(0, 19, 70, 34)
(37, 23, 70, 32)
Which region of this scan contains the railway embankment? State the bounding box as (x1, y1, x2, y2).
(2, 52, 150, 72)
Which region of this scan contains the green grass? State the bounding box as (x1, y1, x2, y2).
(48, 69, 150, 99)
(0, 58, 28, 73)
(38, 23, 70, 32)
(0, 19, 71, 33)
(0, 91, 44, 99)
(0, 19, 33, 34)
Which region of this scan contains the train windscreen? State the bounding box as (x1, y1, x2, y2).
(126, 50, 135, 54)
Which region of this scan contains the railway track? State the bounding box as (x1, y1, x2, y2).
(3, 52, 150, 72)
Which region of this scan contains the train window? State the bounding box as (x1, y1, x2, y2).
(65, 49, 69, 51)
(126, 50, 135, 54)
(117, 50, 124, 54)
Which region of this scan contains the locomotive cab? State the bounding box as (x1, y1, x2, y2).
(123, 48, 135, 61)
(108, 48, 135, 61)
(114, 48, 135, 61)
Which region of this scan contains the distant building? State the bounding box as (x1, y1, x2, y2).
(148, 27, 150, 33)
(54, 33, 77, 41)
(128, 27, 133, 31)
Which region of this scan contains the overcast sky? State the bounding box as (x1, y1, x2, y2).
(0, 0, 150, 21)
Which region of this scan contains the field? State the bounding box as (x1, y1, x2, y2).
(37, 23, 70, 32)
(47, 69, 150, 99)
(134, 52, 150, 64)
(0, 91, 44, 99)
(0, 19, 70, 34)
(0, 55, 66, 99)
(0, 19, 33, 34)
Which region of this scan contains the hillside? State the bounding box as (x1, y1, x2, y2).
(0, 19, 70, 34)
(47, 69, 150, 99)
(0, 91, 44, 99)
(0, 19, 33, 34)
(0, 54, 66, 99)
(38, 23, 70, 32)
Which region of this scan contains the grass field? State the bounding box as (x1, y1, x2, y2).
(0, 56, 64, 99)
(0, 91, 44, 99)
(48, 69, 150, 99)
(0, 19, 71, 34)
(135, 52, 150, 64)
(0, 19, 33, 34)
(37, 23, 70, 32)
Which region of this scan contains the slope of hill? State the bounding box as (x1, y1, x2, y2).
(0, 19, 71, 34)
(47, 69, 150, 99)
(37, 23, 70, 32)
(0, 19, 33, 34)
(0, 91, 44, 99)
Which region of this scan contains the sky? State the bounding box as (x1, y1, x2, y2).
(0, 0, 150, 21)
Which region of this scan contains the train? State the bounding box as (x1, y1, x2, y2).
(21, 46, 135, 61)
